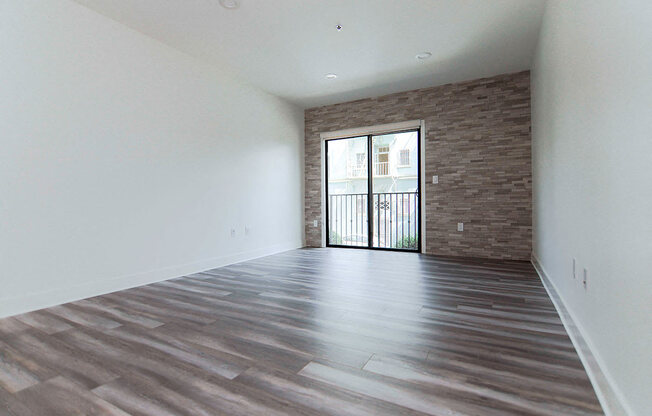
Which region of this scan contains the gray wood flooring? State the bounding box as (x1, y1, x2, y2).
(0, 248, 604, 415)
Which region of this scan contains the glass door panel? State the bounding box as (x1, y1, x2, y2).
(326, 136, 368, 247)
(371, 131, 419, 250)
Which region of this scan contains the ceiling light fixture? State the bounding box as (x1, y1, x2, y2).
(336, 24, 343, 32)
(219, 0, 240, 10)
(416, 52, 432, 60)
(325, 73, 338, 80)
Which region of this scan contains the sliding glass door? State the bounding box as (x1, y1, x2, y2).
(325, 136, 369, 247)
(325, 129, 420, 251)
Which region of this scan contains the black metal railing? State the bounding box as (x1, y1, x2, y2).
(373, 192, 418, 249)
(328, 192, 418, 250)
(329, 194, 368, 247)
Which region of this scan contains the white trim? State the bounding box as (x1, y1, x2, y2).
(320, 120, 426, 252)
(419, 120, 427, 253)
(531, 254, 632, 416)
(320, 138, 327, 247)
(419, 120, 426, 253)
(0, 242, 302, 319)
(320, 120, 422, 141)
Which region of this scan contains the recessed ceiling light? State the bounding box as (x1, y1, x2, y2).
(325, 73, 338, 80)
(219, 0, 240, 9)
(416, 52, 432, 60)
(336, 24, 343, 32)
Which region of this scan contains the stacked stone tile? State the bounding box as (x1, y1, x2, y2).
(305, 71, 531, 260)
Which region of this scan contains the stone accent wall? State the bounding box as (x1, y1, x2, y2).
(304, 71, 531, 260)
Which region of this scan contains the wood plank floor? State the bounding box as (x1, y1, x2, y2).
(0, 248, 604, 415)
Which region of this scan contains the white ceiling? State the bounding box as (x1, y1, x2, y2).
(72, 0, 546, 108)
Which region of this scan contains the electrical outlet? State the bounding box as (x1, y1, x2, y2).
(313, 220, 318, 227)
(432, 175, 439, 184)
(230, 228, 236, 238)
(457, 222, 464, 232)
(572, 258, 576, 279)
(583, 268, 588, 289)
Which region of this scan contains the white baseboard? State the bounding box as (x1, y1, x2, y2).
(531, 254, 632, 416)
(0, 242, 302, 319)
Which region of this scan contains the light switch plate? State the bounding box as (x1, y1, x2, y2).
(457, 222, 464, 232)
(432, 175, 439, 184)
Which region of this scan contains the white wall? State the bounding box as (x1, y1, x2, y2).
(531, 1, 652, 415)
(0, 0, 304, 318)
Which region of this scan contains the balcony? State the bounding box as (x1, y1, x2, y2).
(347, 164, 366, 178)
(374, 161, 389, 176)
(347, 161, 390, 178)
(328, 192, 418, 250)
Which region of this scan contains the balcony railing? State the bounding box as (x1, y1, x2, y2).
(328, 192, 418, 250)
(374, 161, 389, 176)
(347, 164, 366, 178)
(373, 192, 418, 249)
(328, 193, 368, 247)
(346, 161, 390, 177)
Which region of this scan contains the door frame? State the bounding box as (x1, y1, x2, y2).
(320, 120, 426, 252)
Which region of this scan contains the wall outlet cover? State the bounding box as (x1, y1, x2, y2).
(457, 222, 464, 232)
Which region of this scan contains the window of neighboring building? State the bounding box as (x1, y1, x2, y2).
(399, 149, 410, 166)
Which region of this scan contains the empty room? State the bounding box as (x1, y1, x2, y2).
(1, 0, 650, 415)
